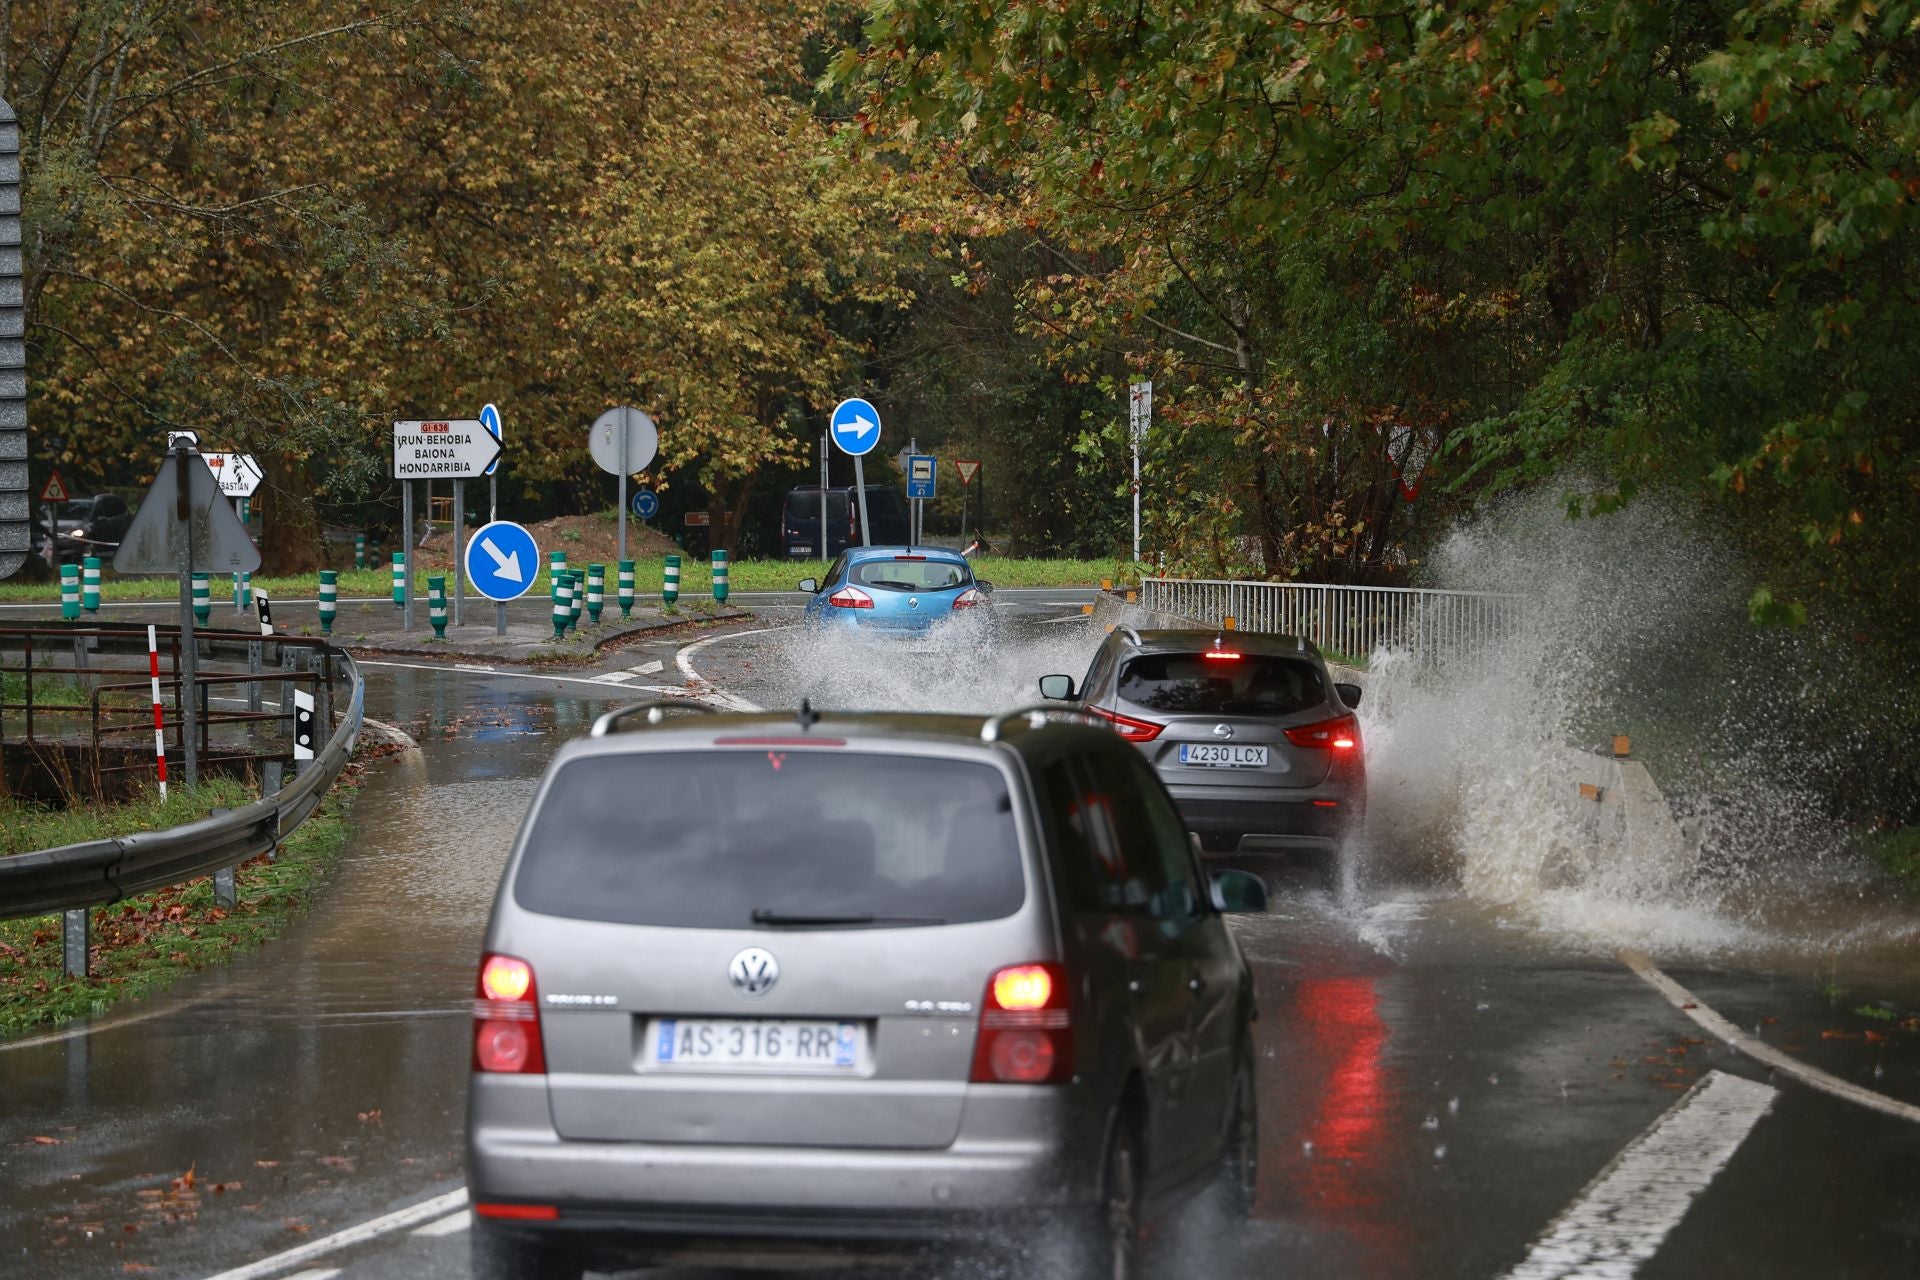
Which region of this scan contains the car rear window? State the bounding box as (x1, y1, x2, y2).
(514, 751, 1024, 929)
(1117, 653, 1326, 716)
(785, 491, 850, 522)
(851, 558, 971, 592)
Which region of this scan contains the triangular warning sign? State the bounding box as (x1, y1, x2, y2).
(954, 459, 981, 485)
(112, 453, 262, 575)
(39, 470, 69, 503)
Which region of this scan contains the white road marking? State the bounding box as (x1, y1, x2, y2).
(358, 658, 658, 694)
(674, 627, 776, 713)
(411, 1210, 471, 1237)
(1502, 1070, 1775, 1280)
(284, 1270, 342, 1280)
(199, 1187, 467, 1280)
(631, 659, 665, 675)
(454, 663, 497, 673)
(592, 671, 637, 684)
(1033, 613, 1092, 625)
(1621, 950, 1920, 1125)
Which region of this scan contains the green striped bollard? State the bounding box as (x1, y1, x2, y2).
(82, 556, 101, 614)
(662, 554, 680, 607)
(233, 572, 250, 613)
(391, 553, 406, 608)
(567, 571, 585, 633)
(618, 560, 635, 618)
(548, 551, 568, 597)
(552, 573, 573, 639)
(192, 573, 211, 626)
(59, 564, 80, 620)
(428, 575, 448, 639)
(711, 549, 729, 603)
(318, 570, 338, 636)
(354, 533, 367, 570)
(586, 564, 605, 624)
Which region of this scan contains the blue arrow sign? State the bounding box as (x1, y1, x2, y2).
(829, 397, 882, 457)
(479, 402, 503, 477)
(632, 488, 659, 520)
(465, 520, 540, 602)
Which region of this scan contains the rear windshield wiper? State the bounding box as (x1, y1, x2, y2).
(750, 908, 946, 928)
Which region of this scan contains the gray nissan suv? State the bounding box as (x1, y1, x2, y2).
(466, 701, 1268, 1279)
(1040, 628, 1365, 856)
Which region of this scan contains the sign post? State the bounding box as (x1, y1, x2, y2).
(465, 519, 540, 638)
(830, 398, 882, 547)
(954, 460, 981, 543)
(1127, 381, 1153, 564)
(113, 443, 262, 789)
(819, 430, 830, 561)
(392, 419, 500, 632)
(591, 407, 659, 568)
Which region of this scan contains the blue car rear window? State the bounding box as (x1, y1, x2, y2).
(515, 751, 1025, 928)
(851, 558, 971, 592)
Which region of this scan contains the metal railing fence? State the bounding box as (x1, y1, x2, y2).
(1138, 578, 1529, 665)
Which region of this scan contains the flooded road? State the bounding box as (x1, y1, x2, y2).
(4, 595, 1919, 1279)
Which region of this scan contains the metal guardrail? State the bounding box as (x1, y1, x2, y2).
(1138, 578, 1528, 664)
(0, 633, 364, 930)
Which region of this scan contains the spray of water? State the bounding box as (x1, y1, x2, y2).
(1354, 488, 1919, 962)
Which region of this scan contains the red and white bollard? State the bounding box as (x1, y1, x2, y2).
(147, 624, 169, 799)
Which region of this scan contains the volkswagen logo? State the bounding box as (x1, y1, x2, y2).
(728, 947, 780, 998)
(1212, 723, 1235, 740)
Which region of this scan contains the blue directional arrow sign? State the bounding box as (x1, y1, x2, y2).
(631, 488, 659, 520)
(829, 397, 882, 457)
(479, 402, 503, 477)
(465, 520, 540, 602)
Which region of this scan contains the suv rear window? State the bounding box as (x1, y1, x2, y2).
(785, 491, 850, 522)
(851, 558, 971, 592)
(1117, 653, 1325, 716)
(515, 751, 1024, 929)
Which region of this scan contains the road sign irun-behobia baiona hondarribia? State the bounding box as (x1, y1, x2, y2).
(392, 419, 500, 479)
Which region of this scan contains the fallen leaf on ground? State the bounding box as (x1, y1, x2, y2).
(1864, 1030, 1887, 1044)
(283, 1221, 310, 1234)
(30, 1135, 62, 1146)
(357, 1110, 382, 1124)
(170, 1164, 196, 1192)
(1821, 1029, 1858, 1040)
(253, 1159, 278, 1169)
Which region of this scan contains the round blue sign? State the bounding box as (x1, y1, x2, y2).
(632, 488, 659, 520)
(829, 397, 883, 457)
(464, 520, 540, 602)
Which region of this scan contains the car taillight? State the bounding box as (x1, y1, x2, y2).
(1202, 650, 1242, 660)
(474, 952, 546, 1074)
(827, 585, 875, 609)
(972, 962, 1073, 1085)
(1285, 714, 1360, 751)
(952, 587, 985, 609)
(1085, 705, 1164, 742)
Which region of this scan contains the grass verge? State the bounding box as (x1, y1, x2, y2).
(1863, 828, 1920, 896)
(0, 776, 359, 1038)
(0, 556, 1141, 605)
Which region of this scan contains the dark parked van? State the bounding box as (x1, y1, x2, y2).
(781, 486, 910, 558)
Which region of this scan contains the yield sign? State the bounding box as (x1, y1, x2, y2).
(38, 470, 70, 503)
(954, 459, 981, 486)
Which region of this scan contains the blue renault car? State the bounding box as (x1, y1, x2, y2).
(799, 546, 996, 640)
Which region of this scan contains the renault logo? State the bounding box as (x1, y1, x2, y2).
(729, 947, 780, 998)
(1212, 724, 1234, 739)
(908, 596, 920, 610)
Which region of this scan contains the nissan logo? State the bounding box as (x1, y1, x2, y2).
(1212, 723, 1235, 740)
(729, 947, 780, 998)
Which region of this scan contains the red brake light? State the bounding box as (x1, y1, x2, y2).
(952, 587, 985, 609)
(827, 585, 875, 609)
(1203, 650, 1242, 660)
(972, 962, 1073, 1085)
(893, 555, 927, 561)
(1085, 705, 1164, 742)
(475, 1203, 560, 1221)
(1285, 714, 1361, 750)
(474, 952, 546, 1074)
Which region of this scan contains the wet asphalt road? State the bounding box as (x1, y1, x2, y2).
(3, 594, 1919, 1279)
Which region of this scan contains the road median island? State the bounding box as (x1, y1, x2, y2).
(338, 601, 752, 669)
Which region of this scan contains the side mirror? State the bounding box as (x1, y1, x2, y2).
(1038, 674, 1076, 701)
(1210, 870, 1268, 914)
(976, 580, 995, 593)
(798, 578, 819, 593)
(1335, 682, 1363, 709)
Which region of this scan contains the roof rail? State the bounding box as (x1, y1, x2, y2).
(980, 703, 1106, 742)
(1118, 625, 1143, 646)
(590, 700, 721, 738)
